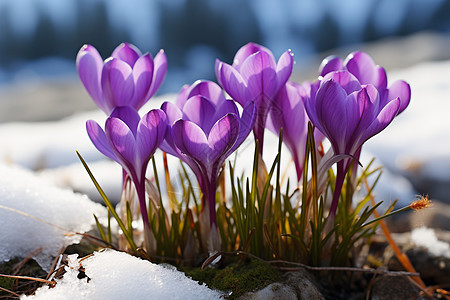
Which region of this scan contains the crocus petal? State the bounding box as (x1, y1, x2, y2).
(303, 80, 322, 131)
(159, 115, 204, 182)
(111, 43, 142, 68)
(275, 50, 294, 89)
(136, 109, 167, 166)
(101, 58, 135, 111)
(110, 106, 141, 137)
(172, 120, 210, 162)
(208, 114, 240, 164)
(159, 132, 178, 158)
(374, 66, 388, 91)
(132, 54, 154, 109)
(76, 45, 105, 111)
(176, 84, 190, 109)
(319, 55, 344, 76)
(86, 120, 117, 161)
(105, 117, 137, 168)
(212, 100, 239, 126)
(161, 101, 182, 125)
(302, 80, 320, 103)
(186, 80, 226, 107)
(346, 85, 380, 151)
(232, 42, 272, 71)
(240, 51, 278, 100)
(304, 97, 321, 136)
(315, 80, 350, 152)
(160, 102, 183, 157)
(146, 49, 167, 100)
(215, 60, 248, 106)
(275, 82, 308, 146)
(322, 71, 361, 95)
(230, 101, 256, 153)
(271, 82, 293, 134)
(357, 85, 380, 123)
(387, 80, 411, 114)
(343, 88, 371, 139)
(345, 51, 378, 85)
(362, 97, 400, 143)
(182, 95, 216, 134)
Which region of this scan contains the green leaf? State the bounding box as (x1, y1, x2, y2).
(93, 213, 106, 242)
(77, 151, 137, 251)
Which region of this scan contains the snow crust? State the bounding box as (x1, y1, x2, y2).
(0, 163, 105, 271)
(24, 249, 223, 300)
(365, 60, 450, 180)
(411, 226, 450, 258)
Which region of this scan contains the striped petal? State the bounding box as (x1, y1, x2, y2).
(76, 45, 105, 112)
(101, 58, 135, 110)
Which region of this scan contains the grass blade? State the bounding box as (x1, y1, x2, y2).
(77, 151, 137, 251)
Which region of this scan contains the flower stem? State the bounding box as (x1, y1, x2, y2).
(204, 179, 217, 227)
(135, 180, 150, 230)
(361, 206, 411, 228)
(328, 161, 345, 220)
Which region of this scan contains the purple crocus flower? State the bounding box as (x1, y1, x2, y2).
(319, 51, 410, 114)
(215, 42, 294, 155)
(86, 106, 167, 230)
(305, 70, 402, 218)
(77, 43, 167, 115)
(160, 80, 256, 251)
(268, 81, 323, 182)
(267, 81, 323, 181)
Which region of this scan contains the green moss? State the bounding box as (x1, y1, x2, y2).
(182, 258, 282, 299)
(0, 275, 15, 293)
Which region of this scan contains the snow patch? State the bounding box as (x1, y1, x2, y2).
(24, 249, 223, 300)
(0, 163, 105, 271)
(411, 226, 450, 258)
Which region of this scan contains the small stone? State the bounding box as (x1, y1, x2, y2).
(370, 276, 423, 300)
(237, 269, 325, 300)
(405, 248, 450, 285)
(285, 270, 325, 300)
(238, 282, 297, 300)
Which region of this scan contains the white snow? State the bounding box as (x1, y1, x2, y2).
(411, 226, 450, 258)
(0, 163, 105, 271)
(365, 60, 450, 181)
(23, 249, 223, 300)
(38, 159, 123, 205)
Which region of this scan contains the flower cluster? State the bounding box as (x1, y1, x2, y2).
(77, 42, 410, 254)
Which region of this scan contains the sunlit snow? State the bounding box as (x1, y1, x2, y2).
(411, 226, 450, 258)
(23, 249, 223, 300)
(0, 163, 105, 271)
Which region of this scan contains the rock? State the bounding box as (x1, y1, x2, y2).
(284, 270, 325, 299)
(239, 283, 298, 300)
(370, 276, 423, 300)
(405, 247, 450, 285)
(384, 228, 450, 286)
(238, 269, 325, 300)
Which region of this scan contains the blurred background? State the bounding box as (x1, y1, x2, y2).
(0, 0, 450, 121)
